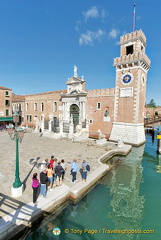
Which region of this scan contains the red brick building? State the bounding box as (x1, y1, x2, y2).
(11, 29, 150, 145)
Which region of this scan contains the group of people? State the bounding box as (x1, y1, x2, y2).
(31, 156, 89, 204)
(71, 159, 89, 183)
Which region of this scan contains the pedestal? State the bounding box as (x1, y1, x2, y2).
(11, 184, 23, 198)
(96, 139, 107, 145)
(110, 122, 145, 146)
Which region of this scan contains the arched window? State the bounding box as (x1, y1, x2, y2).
(104, 109, 109, 117)
(41, 102, 44, 112)
(34, 103, 37, 111)
(26, 103, 28, 111)
(53, 102, 57, 112)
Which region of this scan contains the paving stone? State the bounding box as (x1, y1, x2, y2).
(0, 131, 109, 218)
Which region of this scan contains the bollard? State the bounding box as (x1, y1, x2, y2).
(157, 135, 161, 153)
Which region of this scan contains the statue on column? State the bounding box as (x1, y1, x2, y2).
(74, 65, 78, 77)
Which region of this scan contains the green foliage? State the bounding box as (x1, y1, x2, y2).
(146, 99, 157, 108)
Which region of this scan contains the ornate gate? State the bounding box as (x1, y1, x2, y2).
(70, 104, 79, 132)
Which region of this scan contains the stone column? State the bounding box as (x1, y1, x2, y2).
(59, 120, 63, 135)
(48, 115, 53, 132)
(62, 102, 65, 120)
(69, 123, 74, 135)
(48, 119, 52, 132)
(69, 116, 74, 135)
(82, 101, 86, 120)
(41, 120, 44, 132)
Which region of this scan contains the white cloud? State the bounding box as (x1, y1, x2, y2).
(101, 9, 109, 20)
(75, 20, 81, 32)
(83, 6, 99, 21)
(108, 28, 120, 39)
(79, 29, 105, 46)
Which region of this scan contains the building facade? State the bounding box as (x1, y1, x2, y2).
(0, 86, 13, 125)
(12, 29, 150, 145)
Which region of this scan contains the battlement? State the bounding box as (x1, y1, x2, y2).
(114, 51, 150, 68)
(120, 30, 146, 46)
(87, 88, 115, 97)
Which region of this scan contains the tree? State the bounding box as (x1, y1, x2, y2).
(146, 99, 157, 108)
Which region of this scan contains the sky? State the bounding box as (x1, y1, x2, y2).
(0, 0, 161, 105)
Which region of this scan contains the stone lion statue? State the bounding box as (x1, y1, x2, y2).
(75, 125, 88, 137)
(98, 129, 105, 140)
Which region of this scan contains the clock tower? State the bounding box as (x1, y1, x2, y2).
(110, 30, 150, 146)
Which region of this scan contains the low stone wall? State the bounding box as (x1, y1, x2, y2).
(0, 143, 132, 240)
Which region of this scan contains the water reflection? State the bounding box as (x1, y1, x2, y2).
(105, 145, 145, 239)
(155, 154, 161, 173)
(21, 133, 161, 240)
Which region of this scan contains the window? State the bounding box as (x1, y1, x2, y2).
(27, 115, 32, 122)
(5, 91, 9, 96)
(104, 109, 109, 117)
(41, 102, 44, 112)
(126, 45, 133, 55)
(41, 115, 44, 121)
(26, 103, 29, 111)
(19, 104, 22, 112)
(97, 102, 101, 110)
(89, 119, 93, 124)
(34, 103, 37, 111)
(6, 109, 9, 116)
(5, 100, 10, 106)
(53, 102, 57, 112)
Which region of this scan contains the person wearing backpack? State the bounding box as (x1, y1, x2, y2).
(81, 160, 88, 182)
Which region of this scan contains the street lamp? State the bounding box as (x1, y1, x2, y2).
(7, 112, 24, 197)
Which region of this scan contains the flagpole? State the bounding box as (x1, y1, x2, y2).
(132, 1, 136, 32)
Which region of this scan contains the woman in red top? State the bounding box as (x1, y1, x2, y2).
(49, 155, 54, 169)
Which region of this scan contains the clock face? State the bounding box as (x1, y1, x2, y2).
(121, 74, 133, 85)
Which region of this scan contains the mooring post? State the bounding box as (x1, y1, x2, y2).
(157, 133, 161, 153)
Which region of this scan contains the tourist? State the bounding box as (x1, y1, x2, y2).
(71, 159, 79, 183)
(45, 158, 50, 167)
(39, 127, 43, 137)
(46, 166, 54, 190)
(40, 168, 48, 197)
(55, 162, 64, 187)
(81, 160, 88, 182)
(32, 173, 39, 204)
(61, 159, 67, 180)
(49, 155, 54, 169)
(40, 160, 47, 172)
(53, 158, 58, 181)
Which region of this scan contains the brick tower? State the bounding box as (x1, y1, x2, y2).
(110, 30, 150, 146)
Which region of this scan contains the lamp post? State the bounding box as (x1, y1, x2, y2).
(7, 112, 24, 197)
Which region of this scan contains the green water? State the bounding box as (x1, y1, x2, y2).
(26, 134, 161, 240)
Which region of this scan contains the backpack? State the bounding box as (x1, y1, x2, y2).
(86, 164, 90, 171)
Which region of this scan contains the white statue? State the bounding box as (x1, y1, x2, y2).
(98, 129, 105, 140)
(59, 114, 63, 122)
(117, 138, 124, 148)
(74, 65, 78, 77)
(34, 116, 40, 132)
(74, 125, 88, 137)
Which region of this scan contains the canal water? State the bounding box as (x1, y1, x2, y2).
(25, 134, 161, 240)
